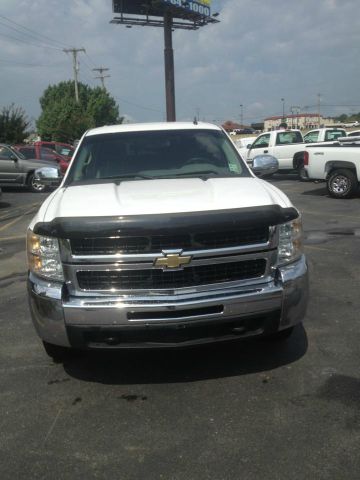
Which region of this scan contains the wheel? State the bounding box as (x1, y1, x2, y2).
(42, 341, 73, 363)
(28, 173, 46, 193)
(264, 327, 294, 342)
(327, 169, 358, 198)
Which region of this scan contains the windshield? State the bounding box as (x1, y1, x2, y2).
(324, 130, 346, 141)
(275, 131, 303, 145)
(65, 129, 250, 185)
(10, 146, 25, 160)
(55, 145, 74, 156)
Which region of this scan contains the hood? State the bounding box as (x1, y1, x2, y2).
(40, 177, 293, 222)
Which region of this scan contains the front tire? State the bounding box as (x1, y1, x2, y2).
(327, 169, 358, 199)
(43, 341, 73, 363)
(28, 173, 46, 193)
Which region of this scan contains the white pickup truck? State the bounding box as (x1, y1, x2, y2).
(243, 129, 305, 170)
(304, 138, 360, 198)
(242, 128, 349, 175)
(303, 128, 347, 144)
(26, 122, 308, 361)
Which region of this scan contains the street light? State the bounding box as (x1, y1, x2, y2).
(281, 98, 285, 120)
(240, 104, 243, 127)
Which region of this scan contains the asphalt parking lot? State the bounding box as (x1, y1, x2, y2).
(0, 178, 360, 480)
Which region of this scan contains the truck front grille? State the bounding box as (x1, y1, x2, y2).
(76, 259, 267, 291)
(70, 226, 269, 255)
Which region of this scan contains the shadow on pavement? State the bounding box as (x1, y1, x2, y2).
(63, 324, 308, 385)
(269, 173, 299, 182)
(0, 186, 28, 193)
(302, 186, 328, 197)
(0, 202, 11, 209)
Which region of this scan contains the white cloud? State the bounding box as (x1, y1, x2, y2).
(0, 0, 359, 126)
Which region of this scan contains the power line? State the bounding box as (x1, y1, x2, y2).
(0, 30, 62, 50)
(79, 67, 97, 86)
(81, 57, 97, 73)
(0, 58, 65, 67)
(0, 19, 64, 49)
(0, 13, 70, 49)
(85, 52, 97, 68)
(114, 95, 164, 115)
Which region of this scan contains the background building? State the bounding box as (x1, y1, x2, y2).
(264, 114, 336, 131)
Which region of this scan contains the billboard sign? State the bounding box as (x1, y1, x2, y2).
(113, 0, 212, 20)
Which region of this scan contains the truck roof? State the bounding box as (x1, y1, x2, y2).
(268, 129, 302, 134)
(85, 122, 221, 137)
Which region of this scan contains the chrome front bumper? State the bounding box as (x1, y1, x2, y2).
(28, 255, 308, 348)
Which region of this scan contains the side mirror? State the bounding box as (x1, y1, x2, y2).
(34, 167, 62, 187)
(247, 143, 253, 149)
(10, 154, 18, 161)
(251, 155, 279, 177)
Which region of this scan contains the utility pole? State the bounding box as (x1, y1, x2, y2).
(281, 98, 285, 122)
(164, 11, 176, 122)
(290, 106, 301, 129)
(317, 93, 322, 127)
(63, 47, 86, 103)
(93, 67, 111, 89)
(240, 104, 243, 127)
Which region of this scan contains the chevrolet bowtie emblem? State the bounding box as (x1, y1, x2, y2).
(154, 253, 192, 270)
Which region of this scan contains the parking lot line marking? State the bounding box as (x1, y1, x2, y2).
(0, 202, 40, 222)
(301, 210, 360, 222)
(304, 244, 350, 254)
(0, 206, 37, 233)
(0, 234, 26, 242)
(43, 408, 63, 444)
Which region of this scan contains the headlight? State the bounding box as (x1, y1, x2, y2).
(27, 230, 64, 281)
(278, 216, 303, 265)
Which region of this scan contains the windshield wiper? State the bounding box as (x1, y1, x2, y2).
(174, 170, 221, 180)
(101, 174, 154, 183)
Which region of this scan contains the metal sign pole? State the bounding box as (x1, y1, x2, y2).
(164, 11, 176, 122)
(111, 1, 219, 122)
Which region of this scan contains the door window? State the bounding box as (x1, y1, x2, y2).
(18, 148, 35, 159)
(304, 131, 319, 143)
(276, 131, 303, 145)
(0, 146, 14, 160)
(251, 134, 270, 149)
(324, 130, 346, 141)
(43, 143, 56, 150)
(40, 148, 58, 161)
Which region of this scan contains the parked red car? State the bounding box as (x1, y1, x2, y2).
(33, 141, 74, 162)
(14, 144, 71, 175)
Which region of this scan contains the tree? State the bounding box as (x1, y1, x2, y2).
(37, 81, 122, 142)
(0, 104, 30, 143)
(335, 112, 360, 123)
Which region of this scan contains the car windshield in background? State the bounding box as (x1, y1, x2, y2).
(324, 130, 346, 141)
(276, 131, 303, 145)
(18, 148, 34, 159)
(10, 146, 25, 160)
(55, 146, 73, 156)
(65, 129, 250, 185)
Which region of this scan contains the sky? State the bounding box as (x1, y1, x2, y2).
(0, 0, 360, 128)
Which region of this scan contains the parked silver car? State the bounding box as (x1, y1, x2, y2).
(0, 144, 59, 193)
